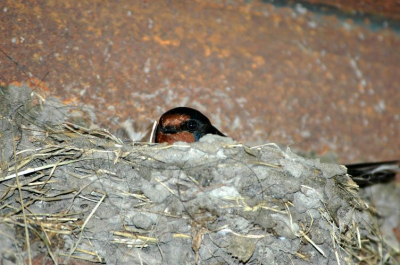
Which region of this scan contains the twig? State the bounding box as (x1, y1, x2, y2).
(13, 134, 32, 265)
(1, 158, 91, 182)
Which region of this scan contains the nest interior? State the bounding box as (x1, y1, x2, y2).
(0, 84, 394, 264)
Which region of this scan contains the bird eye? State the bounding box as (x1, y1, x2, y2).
(186, 120, 198, 130)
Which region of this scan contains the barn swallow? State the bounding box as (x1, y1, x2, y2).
(155, 107, 225, 145)
(155, 107, 399, 187)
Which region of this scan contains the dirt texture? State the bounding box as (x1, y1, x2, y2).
(0, 84, 396, 264)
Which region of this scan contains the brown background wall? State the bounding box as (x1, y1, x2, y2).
(1, 0, 399, 163)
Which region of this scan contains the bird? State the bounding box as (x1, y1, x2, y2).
(155, 107, 399, 187)
(345, 160, 399, 187)
(155, 107, 225, 144)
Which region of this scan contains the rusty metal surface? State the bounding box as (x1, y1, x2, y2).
(1, 0, 399, 163)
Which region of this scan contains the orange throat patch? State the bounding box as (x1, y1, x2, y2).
(156, 131, 196, 144)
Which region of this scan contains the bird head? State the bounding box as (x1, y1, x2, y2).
(155, 107, 225, 144)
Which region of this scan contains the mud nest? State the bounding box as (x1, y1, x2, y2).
(0, 84, 393, 264)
